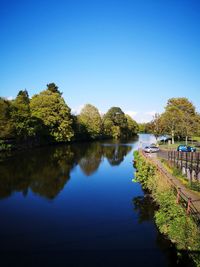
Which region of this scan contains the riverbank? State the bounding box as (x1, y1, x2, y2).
(134, 150, 200, 267)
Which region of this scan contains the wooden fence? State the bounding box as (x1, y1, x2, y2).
(167, 151, 200, 181)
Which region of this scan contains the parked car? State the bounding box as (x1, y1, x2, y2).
(177, 145, 196, 152)
(144, 146, 160, 153)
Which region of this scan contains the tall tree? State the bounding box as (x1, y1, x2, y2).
(12, 90, 30, 116)
(196, 114, 200, 138)
(161, 106, 182, 144)
(125, 115, 138, 137)
(166, 98, 196, 115)
(46, 83, 61, 95)
(103, 107, 128, 139)
(11, 90, 36, 140)
(178, 112, 198, 145)
(30, 89, 74, 142)
(78, 104, 102, 139)
(162, 98, 198, 144)
(71, 114, 88, 141)
(0, 98, 14, 139)
(148, 113, 164, 142)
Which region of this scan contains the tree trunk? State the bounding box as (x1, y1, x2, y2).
(155, 136, 158, 145)
(172, 130, 175, 144)
(186, 136, 188, 145)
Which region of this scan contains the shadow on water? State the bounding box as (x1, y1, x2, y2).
(133, 192, 196, 267)
(0, 141, 132, 200)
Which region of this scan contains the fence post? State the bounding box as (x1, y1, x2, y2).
(173, 151, 176, 166)
(186, 152, 188, 173)
(190, 152, 193, 182)
(196, 153, 200, 180)
(180, 152, 183, 170)
(187, 197, 192, 214)
(177, 151, 179, 168)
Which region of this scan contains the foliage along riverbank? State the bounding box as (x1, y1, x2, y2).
(0, 83, 138, 152)
(134, 150, 200, 267)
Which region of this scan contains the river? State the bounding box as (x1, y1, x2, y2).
(0, 134, 184, 267)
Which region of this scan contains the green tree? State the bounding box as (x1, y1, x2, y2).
(161, 106, 182, 144)
(12, 90, 30, 117)
(167, 98, 196, 115)
(30, 89, 74, 142)
(162, 98, 198, 144)
(179, 111, 198, 145)
(0, 98, 14, 139)
(78, 104, 102, 139)
(196, 114, 200, 137)
(103, 107, 128, 139)
(148, 113, 164, 142)
(71, 114, 88, 141)
(11, 90, 36, 140)
(138, 123, 145, 133)
(47, 83, 62, 95)
(172, 98, 198, 145)
(125, 114, 138, 137)
(138, 123, 152, 133)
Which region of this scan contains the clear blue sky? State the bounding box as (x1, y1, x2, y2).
(1, 0, 200, 122)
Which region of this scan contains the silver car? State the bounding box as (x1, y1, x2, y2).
(143, 146, 159, 153)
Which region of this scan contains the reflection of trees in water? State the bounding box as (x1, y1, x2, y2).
(132, 193, 157, 223)
(77, 142, 132, 175)
(0, 146, 75, 200)
(0, 140, 133, 199)
(77, 142, 103, 176)
(103, 144, 132, 166)
(30, 147, 76, 199)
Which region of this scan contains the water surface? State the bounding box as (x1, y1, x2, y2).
(0, 134, 181, 266)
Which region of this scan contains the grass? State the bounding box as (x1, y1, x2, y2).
(193, 136, 200, 142)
